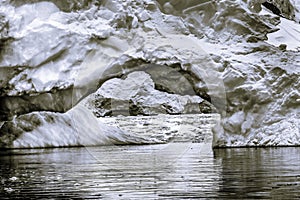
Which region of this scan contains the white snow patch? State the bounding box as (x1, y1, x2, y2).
(260, 9, 300, 51)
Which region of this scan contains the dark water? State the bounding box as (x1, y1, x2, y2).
(1, 143, 300, 199)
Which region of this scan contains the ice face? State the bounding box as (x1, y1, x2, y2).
(0, 0, 299, 148)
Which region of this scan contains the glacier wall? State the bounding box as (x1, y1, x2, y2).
(0, 0, 299, 148)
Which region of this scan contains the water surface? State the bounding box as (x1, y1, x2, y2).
(1, 144, 300, 199)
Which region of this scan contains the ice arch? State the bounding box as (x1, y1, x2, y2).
(72, 54, 227, 117)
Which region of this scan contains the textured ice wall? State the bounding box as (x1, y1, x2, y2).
(0, 0, 299, 148)
(0, 104, 160, 148)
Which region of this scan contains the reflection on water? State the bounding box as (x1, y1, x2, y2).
(1, 144, 300, 199)
(214, 147, 300, 199)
